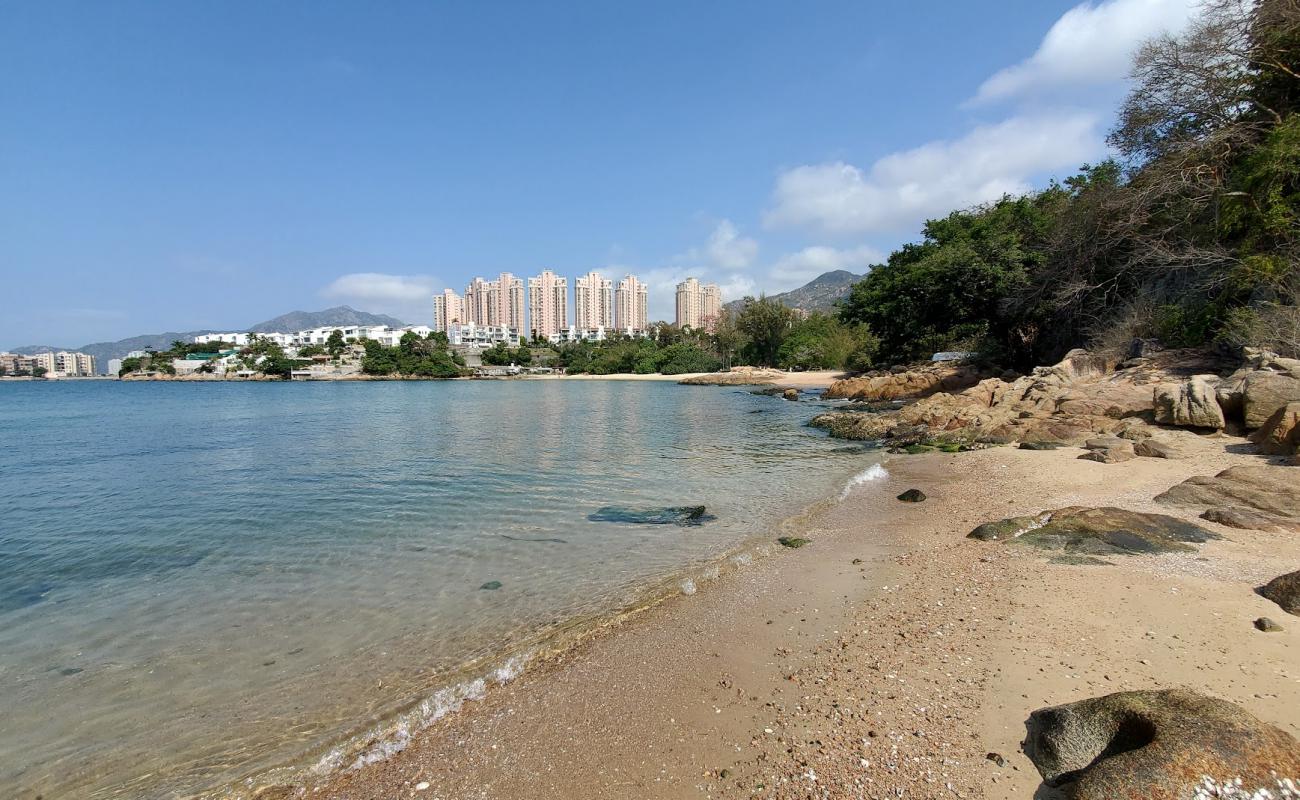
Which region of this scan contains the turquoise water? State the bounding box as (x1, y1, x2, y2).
(0, 380, 876, 798)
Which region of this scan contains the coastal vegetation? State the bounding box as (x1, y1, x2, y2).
(552, 301, 878, 374)
(359, 332, 465, 377)
(840, 0, 1299, 369)
(118, 339, 241, 377)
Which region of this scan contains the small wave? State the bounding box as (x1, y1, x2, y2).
(839, 463, 888, 500)
(310, 649, 536, 780)
(678, 579, 696, 595)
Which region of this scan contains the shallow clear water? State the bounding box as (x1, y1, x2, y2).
(0, 380, 877, 798)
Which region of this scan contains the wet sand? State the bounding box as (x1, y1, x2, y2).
(297, 430, 1298, 799)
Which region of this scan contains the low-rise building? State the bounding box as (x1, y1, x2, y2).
(547, 326, 609, 345)
(0, 352, 36, 375)
(25, 351, 96, 377)
(448, 323, 519, 349)
(195, 325, 437, 351)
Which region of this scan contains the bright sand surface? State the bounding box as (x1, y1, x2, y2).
(298, 431, 1298, 799)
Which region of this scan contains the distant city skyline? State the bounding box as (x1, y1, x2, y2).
(2, 1, 1202, 347)
(433, 270, 666, 336)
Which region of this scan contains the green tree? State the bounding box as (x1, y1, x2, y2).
(326, 329, 347, 357)
(737, 296, 797, 366)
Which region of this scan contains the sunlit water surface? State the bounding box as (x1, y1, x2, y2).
(0, 380, 880, 798)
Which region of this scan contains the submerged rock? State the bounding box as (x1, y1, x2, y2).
(777, 536, 810, 548)
(588, 506, 717, 526)
(479, 581, 502, 591)
(1023, 689, 1300, 799)
(782, 388, 799, 401)
(1259, 569, 1300, 616)
(968, 507, 1218, 556)
(896, 489, 927, 502)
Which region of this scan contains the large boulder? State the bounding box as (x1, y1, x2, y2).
(1259, 569, 1300, 616)
(1023, 689, 1300, 799)
(1153, 376, 1225, 430)
(967, 506, 1218, 556)
(1250, 401, 1300, 455)
(1243, 372, 1300, 429)
(1156, 465, 1300, 521)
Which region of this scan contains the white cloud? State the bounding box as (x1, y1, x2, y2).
(685, 219, 759, 270)
(971, 0, 1198, 105)
(764, 112, 1102, 235)
(769, 245, 883, 290)
(321, 272, 443, 322)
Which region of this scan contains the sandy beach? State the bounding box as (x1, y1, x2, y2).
(288, 425, 1297, 800)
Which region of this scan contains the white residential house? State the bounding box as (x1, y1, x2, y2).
(447, 323, 519, 349)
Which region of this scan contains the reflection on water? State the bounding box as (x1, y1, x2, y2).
(0, 380, 877, 798)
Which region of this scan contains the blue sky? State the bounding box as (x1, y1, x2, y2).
(1, 0, 1200, 347)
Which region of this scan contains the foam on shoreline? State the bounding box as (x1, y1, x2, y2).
(840, 462, 889, 499)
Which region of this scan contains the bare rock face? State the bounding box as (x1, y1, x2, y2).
(1023, 689, 1300, 799)
(822, 362, 990, 401)
(1242, 372, 1300, 429)
(1250, 401, 1300, 455)
(1156, 465, 1300, 521)
(1260, 570, 1300, 616)
(1153, 375, 1225, 429)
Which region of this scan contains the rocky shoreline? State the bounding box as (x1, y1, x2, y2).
(254, 348, 1300, 799)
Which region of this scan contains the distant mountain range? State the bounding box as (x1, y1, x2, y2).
(248, 306, 407, 333)
(10, 306, 408, 374)
(724, 270, 864, 315)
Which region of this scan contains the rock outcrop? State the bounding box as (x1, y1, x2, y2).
(1023, 689, 1300, 799)
(1243, 372, 1300, 429)
(678, 367, 788, 386)
(1153, 375, 1225, 429)
(1156, 465, 1300, 527)
(1133, 438, 1185, 459)
(811, 348, 1217, 446)
(1200, 506, 1300, 533)
(821, 361, 991, 401)
(1260, 570, 1300, 616)
(1250, 401, 1300, 456)
(967, 506, 1218, 556)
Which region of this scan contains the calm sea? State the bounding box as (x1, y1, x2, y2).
(0, 379, 880, 798)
